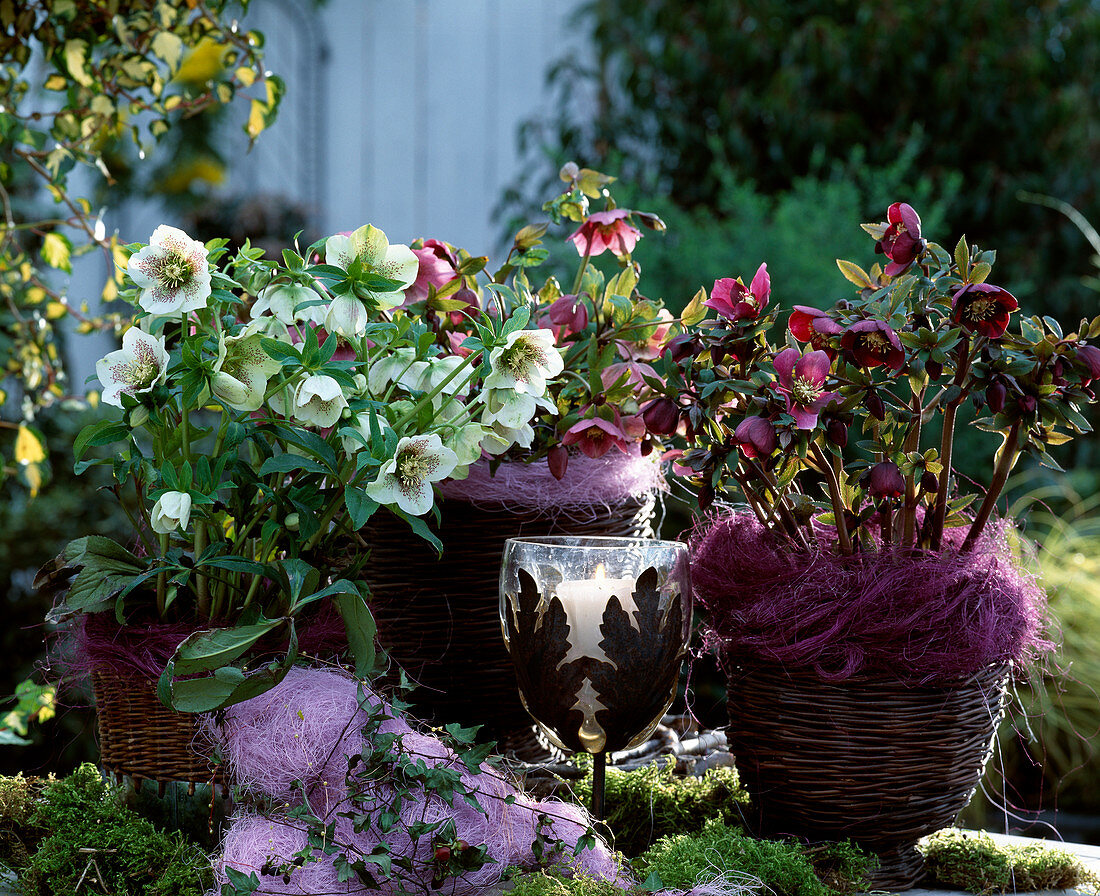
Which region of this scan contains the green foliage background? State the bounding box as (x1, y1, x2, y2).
(510, 0, 1100, 320)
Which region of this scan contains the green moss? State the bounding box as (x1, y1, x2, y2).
(506, 870, 644, 896)
(570, 760, 749, 856)
(635, 819, 873, 896)
(12, 764, 212, 896)
(922, 830, 1098, 895)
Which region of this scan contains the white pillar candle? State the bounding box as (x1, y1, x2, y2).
(554, 565, 635, 666)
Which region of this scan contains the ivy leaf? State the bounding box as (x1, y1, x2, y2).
(40, 232, 72, 272)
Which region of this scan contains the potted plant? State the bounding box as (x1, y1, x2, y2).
(362, 165, 675, 754)
(655, 202, 1100, 888)
(38, 221, 549, 788)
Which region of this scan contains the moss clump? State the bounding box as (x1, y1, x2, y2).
(0, 774, 44, 869)
(570, 760, 749, 856)
(11, 763, 212, 896)
(635, 819, 874, 896)
(506, 870, 645, 896)
(922, 829, 1098, 895)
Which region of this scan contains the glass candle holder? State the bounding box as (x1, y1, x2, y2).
(499, 536, 691, 761)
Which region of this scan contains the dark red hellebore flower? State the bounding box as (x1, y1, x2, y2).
(951, 283, 1018, 338)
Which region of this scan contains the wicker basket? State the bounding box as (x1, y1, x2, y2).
(92, 671, 225, 796)
(726, 662, 1008, 890)
(364, 492, 657, 757)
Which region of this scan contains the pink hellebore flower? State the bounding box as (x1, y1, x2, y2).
(788, 306, 843, 355)
(567, 209, 641, 258)
(876, 202, 925, 277)
(561, 417, 632, 458)
(1075, 344, 1100, 384)
(600, 360, 659, 391)
(403, 239, 460, 305)
(705, 263, 770, 322)
(841, 319, 905, 370)
(618, 308, 675, 361)
(773, 348, 837, 430)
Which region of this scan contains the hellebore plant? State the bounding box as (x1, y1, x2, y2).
(42, 223, 562, 711)
(436, 163, 673, 479)
(662, 202, 1100, 555)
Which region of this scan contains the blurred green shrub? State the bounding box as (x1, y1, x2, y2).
(512, 0, 1100, 321)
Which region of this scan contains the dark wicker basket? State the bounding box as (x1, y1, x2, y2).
(92, 671, 225, 796)
(726, 662, 1008, 890)
(364, 492, 657, 757)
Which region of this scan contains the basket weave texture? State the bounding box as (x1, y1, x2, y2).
(727, 662, 1008, 891)
(365, 493, 656, 756)
(92, 671, 224, 792)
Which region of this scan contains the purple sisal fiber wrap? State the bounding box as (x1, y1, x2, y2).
(67, 601, 347, 681)
(691, 512, 1052, 684)
(434, 446, 665, 512)
(208, 667, 635, 895)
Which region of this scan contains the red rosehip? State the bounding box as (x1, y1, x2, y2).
(435, 846, 451, 863)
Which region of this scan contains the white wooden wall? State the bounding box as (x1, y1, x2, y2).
(70, 0, 590, 387)
(235, 0, 590, 256)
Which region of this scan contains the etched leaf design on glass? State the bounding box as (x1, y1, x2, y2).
(587, 566, 686, 752)
(504, 568, 589, 752)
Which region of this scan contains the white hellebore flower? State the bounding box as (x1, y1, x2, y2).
(484, 329, 564, 396)
(324, 224, 419, 311)
(252, 283, 325, 326)
(366, 434, 458, 516)
(211, 322, 283, 412)
(481, 388, 556, 431)
(151, 491, 192, 534)
(95, 327, 169, 408)
(128, 225, 211, 316)
(479, 420, 536, 456)
(293, 374, 349, 428)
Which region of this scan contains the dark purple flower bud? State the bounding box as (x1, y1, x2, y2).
(925, 358, 943, 380)
(547, 294, 588, 333)
(698, 481, 715, 511)
(710, 345, 726, 366)
(986, 380, 1007, 413)
(1076, 344, 1100, 384)
(920, 470, 939, 494)
(640, 438, 654, 457)
(547, 446, 568, 481)
(865, 390, 886, 421)
(825, 417, 848, 448)
(735, 416, 777, 459)
(868, 461, 905, 499)
(665, 333, 699, 364)
(1018, 395, 1037, 414)
(642, 397, 680, 436)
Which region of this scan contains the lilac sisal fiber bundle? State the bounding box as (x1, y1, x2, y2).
(434, 446, 665, 513)
(691, 512, 1051, 684)
(209, 667, 635, 895)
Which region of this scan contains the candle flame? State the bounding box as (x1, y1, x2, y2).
(593, 563, 607, 580)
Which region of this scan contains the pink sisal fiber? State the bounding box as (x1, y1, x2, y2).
(68, 601, 348, 681)
(690, 512, 1052, 684)
(435, 447, 665, 512)
(208, 667, 640, 895)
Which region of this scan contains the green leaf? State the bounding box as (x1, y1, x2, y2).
(258, 453, 328, 476)
(344, 485, 378, 530)
(40, 232, 72, 273)
(332, 591, 376, 677)
(954, 234, 969, 276)
(151, 30, 184, 71)
(74, 419, 129, 460)
(680, 287, 708, 327)
(63, 39, 92, 86)
(170, 621, 285, 676)
(836, 258, 874, 289)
